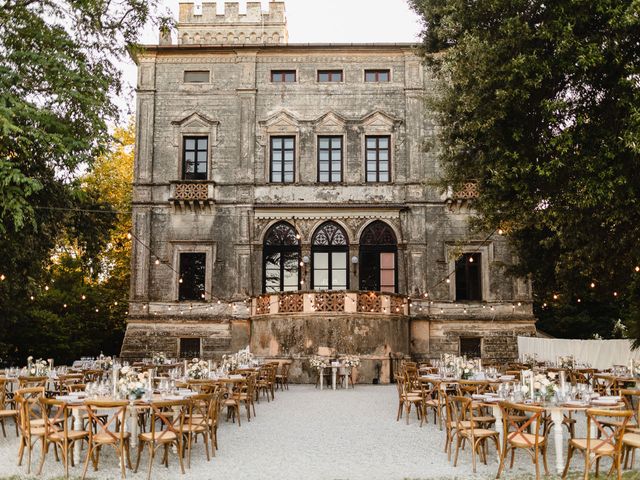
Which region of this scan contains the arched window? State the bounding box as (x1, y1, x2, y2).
(311, 222, 349, 290)
(263, 222, 300, 293)
(359, 221, 397, 293)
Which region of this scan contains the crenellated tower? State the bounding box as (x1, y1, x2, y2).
(172, 1, 288, 46)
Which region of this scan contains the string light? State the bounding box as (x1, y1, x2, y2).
(44, 286, 49, 291)
(179, 278, 183, 284)
(81, 294, 86, 300)
(95, 308, 99, 313)
(30, 295, 34, 301)
(553, 294, 558, 300)
(590, 282, 596, 289)
(577, 298, 581, 303)
(63, 304, 67, 308)
(445, 278, 450, 284)
(636, 266, 640, 272)
(0, 274, 5, 281)
(126, 233, 132, 240)
(155, 259, 160, 265)
(114, 301, 118, 306)
(497, 229, 504, 235)
(613, 291, 618, 297)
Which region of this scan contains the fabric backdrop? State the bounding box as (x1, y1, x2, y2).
(517, 336, 640, 370)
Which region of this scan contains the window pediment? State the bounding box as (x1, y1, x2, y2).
(171, 111, 219, 147)
(360, 110, 402, 134)
(313, 111, 347, 134)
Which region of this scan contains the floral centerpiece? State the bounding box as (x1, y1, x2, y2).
(187, 358, 209, 379)
(221, 354, 238, 372)
(118, 366, 148, 399)
(340, 355, 361, 368)
(236, 347, 254, 367)
(443, 353, 457, 370)
(95, 353, 113, 370)
(460, 358, 477, 380)
(521, 371, 558, 401)
(152, 352, 168, 365)
(558, 355, 575, 370)
(310, 356, 328, 370)
(26, 356, 50, 377)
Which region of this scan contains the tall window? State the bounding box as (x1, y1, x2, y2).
(365, 69, 390, 82)
(366, 136, 390, 182)
(359, 221, 397, 293)
(455, 253, 482, 301)
(318, 136, 342, 182)
(270, 136, 295, 183)
(271, 70, 296, 82)
(179, 252, 206, 301)
(312, 222, 349, 291)
(263, 222, 300, 293)
(318, 70, 343, 82)
(183, 137, 208, 180)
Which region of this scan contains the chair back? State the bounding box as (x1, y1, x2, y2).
(458, 380, 489, 396)
(620, 389, 640, 427)
(15, 387, 45, 437)
(0, 377, 11, 408)
(188, 393, 212, 429)
(149, 399, 188, 443)
(586, 408, 633, 454)
(18, 376, 47, 389)
(84, 400, 129, 445)
(448, 395, 475, 435)
(82, 369, 103, 383)
(39, 397, 70, 439)
(187, 380, 215, 393)
(499, 401, 545, 451)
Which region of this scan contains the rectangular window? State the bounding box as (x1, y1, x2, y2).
(179, 252, 206, 301)
(455, 252, 482, 301)
(271, 70, 296, 83)
(180, 338, 201, 358)
(317, 70, 343, 82)
(182, 136, 208, 180)
(312, 251, 348, 290)
(317, 136, 343, 182)
(270, 136, 295, 183)
(380, 252, 396, 293)
(184, 71, 210, 83)
(460, 337, 482, 358)
(365, 136, 390, 182)
(365, 69, 390, 82)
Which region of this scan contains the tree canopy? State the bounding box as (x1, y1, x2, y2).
(409, 0, 640, 339)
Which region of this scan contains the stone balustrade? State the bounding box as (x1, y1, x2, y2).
(251, 291, 410, 316)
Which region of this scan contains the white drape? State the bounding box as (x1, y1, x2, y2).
(517, 336, 640, 370)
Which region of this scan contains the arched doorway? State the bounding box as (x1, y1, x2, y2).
(262, 222, 300, 293)
(311, 221, 349, 290)
(359, 221, 398, 293)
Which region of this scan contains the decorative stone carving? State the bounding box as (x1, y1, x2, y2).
(313, 292, 345, 312)
(174, 183, 209, 201)
(358, 292, 382, 313)
(278, 293, 304, 313)
(455, 182, 479, 199)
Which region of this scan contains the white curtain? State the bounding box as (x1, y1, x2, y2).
(517, 337, 640, 370)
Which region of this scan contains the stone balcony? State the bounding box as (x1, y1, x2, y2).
(250, 291, 410, 316)
(169, 181, 215, 212)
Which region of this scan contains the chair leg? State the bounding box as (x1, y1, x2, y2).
(177, 440, 186, 475)
(134, 442, 143, 472)
(37, 439, 47, 475)
(562, 444, 574, 478)
(471, 438, 477, 473)
(453, 436, 462, 467)
(146, 444, 155, 480)
(81, 445, 94, 480)
(496, 446, 507, 479)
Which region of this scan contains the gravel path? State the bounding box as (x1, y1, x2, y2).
(0, 385, 605, 479)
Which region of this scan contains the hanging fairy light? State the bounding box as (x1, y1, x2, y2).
(0, 274, 5, 281)
(590, 282, 596, 289)
(81, 294, 86, 300)
(127, 233, 132, 240)
(44, 286, 49, 291)
(155, 259, 160, 265)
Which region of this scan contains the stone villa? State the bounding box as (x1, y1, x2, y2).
(121, 1, 537, 382)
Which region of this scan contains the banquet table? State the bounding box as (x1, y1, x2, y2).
(318, 365, 351, 391)
(478, 397, 625, 474)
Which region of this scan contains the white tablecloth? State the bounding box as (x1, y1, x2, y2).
(517, 336, 640, 369)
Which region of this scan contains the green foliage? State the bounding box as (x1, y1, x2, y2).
(410, 0, 640, 340)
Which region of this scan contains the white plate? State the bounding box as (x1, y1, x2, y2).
(592, 399, 617, 406)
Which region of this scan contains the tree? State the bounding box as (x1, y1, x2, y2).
(409, 0, 640, 339)
(0, 0, 168, 361)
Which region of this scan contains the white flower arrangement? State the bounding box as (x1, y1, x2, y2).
(26, 357, 50, 377)
(221, 354, 238, 371)
(187, 358, 209, 379)
(558, 355, 575, 370)
(460, 359, 477, 379)
(340, 355, 361, 368)
(95, 353, 113, 371)
(152, 352, 168, 365)
(523, 371, 558, 400)
(310, 356, 328, 370)
(117, 366, 148, 399)
(221, 346, 254, 371)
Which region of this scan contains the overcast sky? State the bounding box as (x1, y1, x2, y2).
(118, 0, 423, 116)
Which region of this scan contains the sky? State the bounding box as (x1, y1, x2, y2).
(119, 0, 423, 115)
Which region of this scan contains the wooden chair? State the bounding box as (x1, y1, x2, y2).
(234, 373, 257, 422)
(594, 375, 623, 397)
(223, 379, 245, 426)
(208, 389, 222, 456)
(0, 377, 18, 437)
(58, 374, 84, 395)
(275, 362, 290, 390)
(187, 379, 215, 393)
(15, 387, 46, 474)
(38, 397, 88, 478)
(497, 401, 548, 480)
(81, 399, 132, 480)
(621, 389, 640, 468)
(82, 370, 103, 383)
(505, 370, 522, 381)
(181, 394, 212, 468)
(134, 399, 187, 480)
(449, 395, 500, 473)
(18, 376, 47, 389)
(562, 408, 632, 480)
(399, 373, 423, 425)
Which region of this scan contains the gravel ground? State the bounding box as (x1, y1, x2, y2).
(0, 384, 625, 480)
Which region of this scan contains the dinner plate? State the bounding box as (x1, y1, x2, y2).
(592, 399, 617, 406)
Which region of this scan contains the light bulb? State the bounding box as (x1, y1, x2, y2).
(468, 257, 474, 263)
(498, 229, 504, 235)
(127, 233, 132, 240)
(63, 304, 67, 308)
(636, 266, 640, 272)
(114, 301, 118, 306)
(424, 292, 428, 298)
(95, 308, 99, 313)
(590, 282, 595, 288)
(553, 294, 558, 300)
(155, 259, 160, 265)
(179, 278, 183, 284)
(0, 274, 5, 281)
(613, 292, 618, 297)
(446, 278, 450, 284)
(44, 286, 49, 291)
(81, 295, 86, 300)
(577, 298, 581, 303)
(517, 302, 522, 307)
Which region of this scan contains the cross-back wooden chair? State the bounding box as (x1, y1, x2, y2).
(82, 370, 103, 383)
(449, 395, 500, 473)
(134, 399, 188, 480)
(562, 408, 632, 480)
(38, 397, 88, 478)
(594, 375, 623, 397)
(81, 399, 132, 480)
(234, 372, 257, 422)
(497, 401, 548, 480)
(620, 389, 640, 469)
(401, 371, 423, 425)
(15, 387, 46, 474)
(181, 393, 212, 468)
(187, 379, 215, 393)
(457, 380, 495, 428)
(208, 389, 222, 456)
(0, 377, 18, 437)
(276, 362, 290, 390)
(58, 374, 84, 395)
(18, 376, 47, 389)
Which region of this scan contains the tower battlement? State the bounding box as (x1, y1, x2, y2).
(174, 2, 288, 46)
